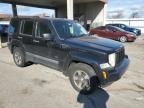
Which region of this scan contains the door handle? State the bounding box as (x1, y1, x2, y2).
(18, 36, 23, 39)
(33, 40, 39, 43)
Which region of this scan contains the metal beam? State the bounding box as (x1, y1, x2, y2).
(12, 3, 17, 17)
(0, 35, 2, 48)
(0, 0, 57, 9)
(103, 3, 107, 25)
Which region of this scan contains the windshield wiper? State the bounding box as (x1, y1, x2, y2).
(79, 34, 88, 37)
(67, 34, 88, 39)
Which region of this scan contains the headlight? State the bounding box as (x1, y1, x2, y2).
(134, 30, 137, 33)
(109, 53, 116, 67)
(126, 34, 134, 37)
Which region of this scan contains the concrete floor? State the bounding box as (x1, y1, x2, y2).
(0, 36, 144, 108)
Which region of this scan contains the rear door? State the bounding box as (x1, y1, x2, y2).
(19, 19, 35, 54)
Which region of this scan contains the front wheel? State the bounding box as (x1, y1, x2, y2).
(120, 36, 127, 43)
(68, 63, 99, 95)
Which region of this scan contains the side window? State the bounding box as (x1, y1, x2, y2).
(36, 22, 51, 38)
(21, 20, 33, 36)
(97, 27, 105, 30)
(121, 24, 125, 29)
(106, 27, 112, 31)
(108, 27, 117, 32)
(107, 27, 115, 32)
(118, 24, 121, 28)
(101, 27, 106, 30)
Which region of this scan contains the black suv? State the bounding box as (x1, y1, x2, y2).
(8, 17, 129, 94)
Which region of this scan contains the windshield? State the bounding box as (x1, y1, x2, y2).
(53, 20, 88, 39)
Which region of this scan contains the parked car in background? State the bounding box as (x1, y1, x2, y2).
(0, 24, 9, 43)
(0, 24, 9, 36)
(90, 25, 136, 43)
(106, 24, 141, 36)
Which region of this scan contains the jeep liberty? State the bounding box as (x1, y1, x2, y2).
(8, 17, 129, 94)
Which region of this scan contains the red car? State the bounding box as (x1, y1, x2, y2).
(90, 26, 136, 42)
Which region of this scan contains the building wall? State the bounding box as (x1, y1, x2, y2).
(84, 2, 105, 28)
(56, 6, 67, 18)
(56, 1, 106, 29)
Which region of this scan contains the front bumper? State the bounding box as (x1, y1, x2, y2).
(127, 36, 136, 42)
(98, 57, 129, 85)
(136, 30, 141, 36)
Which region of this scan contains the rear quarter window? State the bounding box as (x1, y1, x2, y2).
(11, 19, 20, 33)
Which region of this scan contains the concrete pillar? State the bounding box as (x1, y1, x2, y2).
(67, 0, 74, 20)
(103, 3, 107, 25)
(0, 35, 2, 48)
(12, 3, 18, 17)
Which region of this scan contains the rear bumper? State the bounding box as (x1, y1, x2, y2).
(7, 42, 12, 53)
(98, 57, 129, 85)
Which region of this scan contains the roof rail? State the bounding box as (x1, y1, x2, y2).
(12, 15, 40, 19)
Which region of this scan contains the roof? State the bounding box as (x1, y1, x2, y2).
(11, 16, 73, 21)
(0, 0, 106, 9)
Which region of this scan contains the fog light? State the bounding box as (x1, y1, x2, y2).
(102, 71, 107, 80)
(100, 63, 111, 69)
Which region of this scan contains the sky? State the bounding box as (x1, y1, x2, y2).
(0, 0, 144, 18)
(107, 0, 144, 18)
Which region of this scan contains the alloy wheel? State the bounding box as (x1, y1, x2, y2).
(73, 70, 91, 90)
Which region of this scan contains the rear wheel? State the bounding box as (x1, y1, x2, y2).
(13, 47, 26, 67)
(68, 63, 99, 95)
(120, 36, 127, 43)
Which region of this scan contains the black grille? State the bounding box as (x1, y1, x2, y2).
(116, 48, 125, 64)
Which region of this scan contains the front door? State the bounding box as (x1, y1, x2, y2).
(33, 20, 60, 69)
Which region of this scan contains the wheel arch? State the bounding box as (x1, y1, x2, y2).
(63, 56, 100, 76)
(11, 41, 25, 54)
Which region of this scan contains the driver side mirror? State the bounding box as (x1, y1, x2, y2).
(42, 33, 53, 41)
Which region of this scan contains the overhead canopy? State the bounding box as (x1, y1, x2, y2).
(0, 0, 107, 25)
(0, 0, 106, 9)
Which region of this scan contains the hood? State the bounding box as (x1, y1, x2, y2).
(65, 35, 123, 53)
(124, 31, 136, 37)
(129, 27, 140, 31)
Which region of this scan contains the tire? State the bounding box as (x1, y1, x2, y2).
(120, 36, 127, 43)
(68, 63, 99, 95)
(13, 47, 26, 67)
